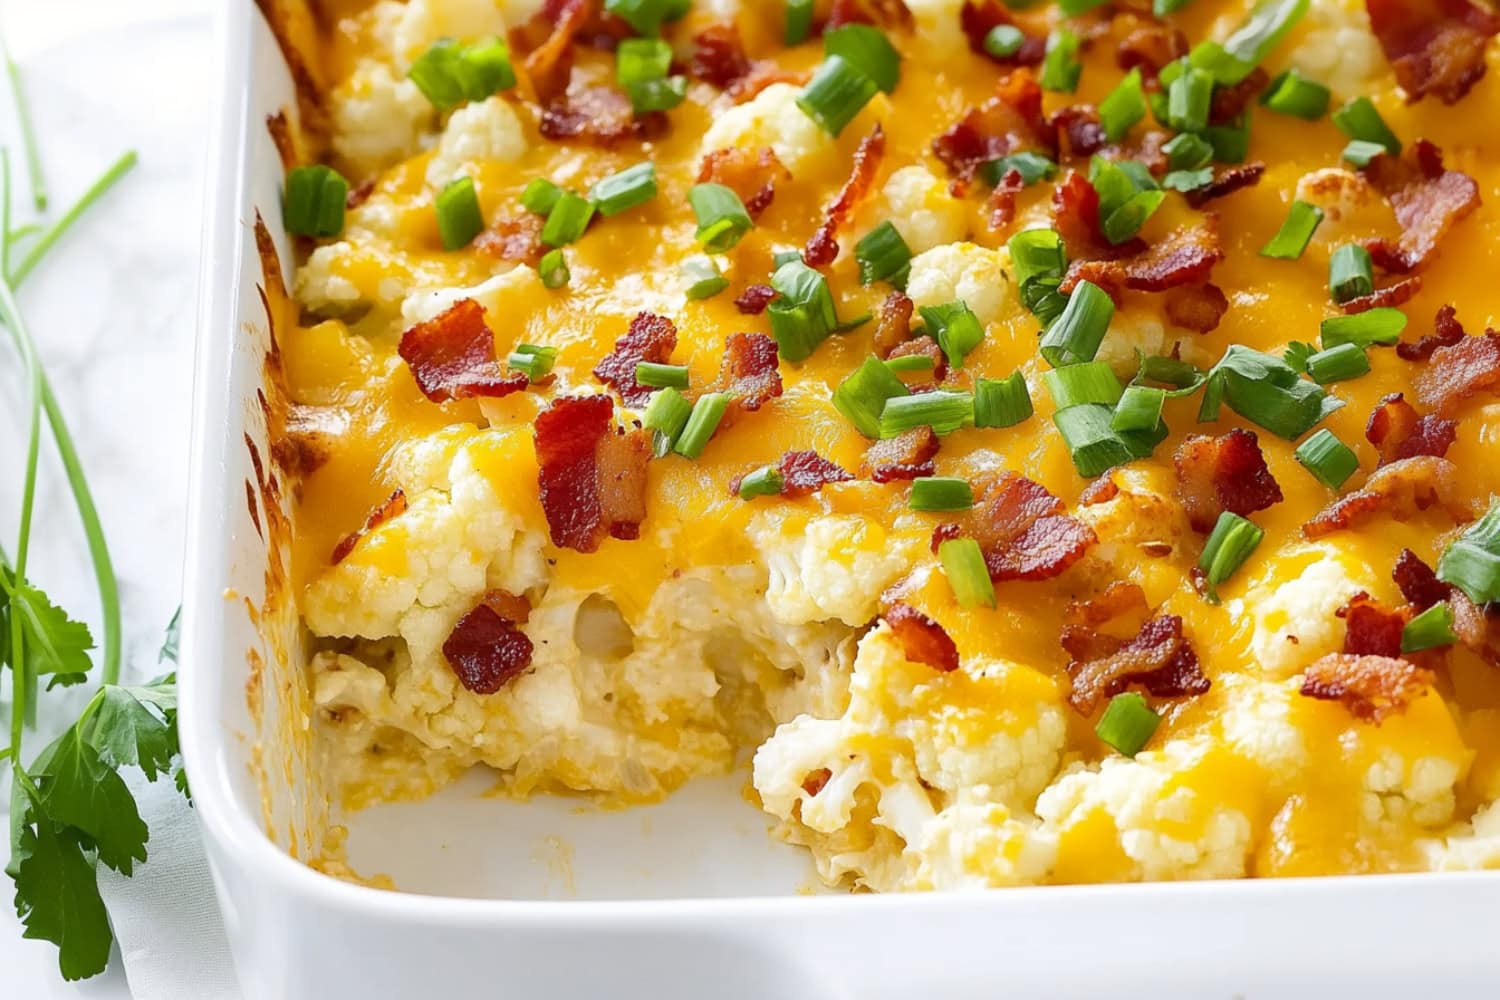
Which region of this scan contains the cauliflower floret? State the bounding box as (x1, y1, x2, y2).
(1216, 675, 1310, 782)
(1277, 0, 1386, 99)
(296, 242, 364, 314)
(753, 514, 919, 627)
(331, 60, 437, 177)
(904, 242, 1012, 325)
(699, 82, 835, 174)
(385, 0, 511, 68)
(425, 96, 529, 189)
(901, 0, 966, 49)
(400, 264, 536, 327)
(1094, 305, 1169, 376)
(872, 165, 968, 255)
(1421, 801, 1500, 870)
(1245, 543, 1379, 677)
(1362, 749, 1462, 828)
(912, 794, 1058, 889)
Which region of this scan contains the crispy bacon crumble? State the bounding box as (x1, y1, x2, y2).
(534, 395, 650, 553)
(935, 473, 1096, 582)
(805, 126, 886, 266)
(1365, 393, 1457, 465)
(1299, 653, 1433, 723)
(708, 332, 784, 420)
(1414, 326, 1500, 418)
(398, 299, 530, 403)
(884, 602, 961, 672)
(593, 312, 679, 407)
(1366, 0, 1500, 104)
(860, 427, 940, 482)
(1303, 456, 1470, 538)
(330, 489, 407, 565)
(1362, 140, 1481, 273)
(442, 599, 535, 695)
(1173, 429, 1283, 533)
(1063, 614, 1210, 715)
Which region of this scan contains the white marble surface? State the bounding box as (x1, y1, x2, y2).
(0, 1, 213, 995)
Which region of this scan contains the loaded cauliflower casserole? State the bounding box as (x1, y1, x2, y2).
(270, 0, 1500, 889)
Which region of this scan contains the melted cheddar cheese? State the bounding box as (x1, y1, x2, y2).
(285, 0, 1500, 888)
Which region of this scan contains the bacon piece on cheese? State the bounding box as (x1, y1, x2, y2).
(1414, 327, 1500, 418)
(1398, 304, 1467, 361)
(935, 473, 1097, 582)
(1062, 614, 1210, 715)
(961, 0, 1045, 64)
(735, 284, 779, 315)
(707, 332, 784, 420)
(698, 146, 790, 219)
(1173, 429, 1283, 533)
(534, 395, 650, 553)
(474, 215, 547, 266)
(398, 299, 530, 403)
(1366, 0, 1500, 104)
(442, 598, 535, 695)
(805, 126, 886, 266)
(933, 70, 1049, 190)
(1365, 393, 1457, 466)
(1338, 592, 1410, 657)
(330, 489, 408, 565)
(1303, 456, 1470, 538)
(885, 602, 961, 672)
(1299, 653, 1433, 723)
(593, 312, 679, 407)
(1063, 216, 1224, 297)
(1361, 140, 1481, 273)
(1183, 163, 1266, 208)
(861, 427, 940, 483)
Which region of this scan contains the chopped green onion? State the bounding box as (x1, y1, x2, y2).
(1090, 157, 1165, 245)
(909, 477, 975, 512)
(978, 151, 1057, 187)
(1305, 342, 1371, 384)
(1198, 344, 1343, 439)
(1163, 168, 1214, 192)
(919, 301, 985, 368)
(1009, 228, 1069, 324)
(1341, 139, 1388, 168)
(1095, 692, 1160, 757)
(1040, 280, 1115, 368)
(1332, 97, 1401, 155)
(1099, 68, 1146, 142)
(456, 37, 517, 97)
(435, 176, 485, 251)
(785, 0, 815, 45)
(1202, 115, 1251, 163)
(689, 183, 753, 252)
(1294, 428, 1359, 489)
(878, 390, 974, 438)
(1259, 68, 1330, 119)
(974, 373, 1033, 428)
(626, 76, 688, 113)
(1401, 603, 1458, 654)
(591, 162, 657, 216)
(408, 38, 517, 111)
(796, 55, 879, 137)
(983, 24, 1026, 59)
(738, 465, 785, 499)
(538, 248, 570, 288)
(835, 354, 911, 438)
(636, 362, 689, 389)
(1040, 28, 1082, 93)
(885, 354, 935, 374)
(1217, 0, 1311, 82)
(1438, 503, 1500, 604)
(1329, 243, 1374, 304)
(616, 37, 673, 85)
(521, 177, 563, 215)
(1053, 404, 1159, 477)
(939, 537, 996, 610)
(283, 164, 348, 239)
(855, 221, 912, 287)
(1283, 340, 1315, 374)
(768, 258, 840, 361)
(644, 387, 692, 455)
(1198, 511, 1264, 603)
(1163, 132, 1214, 171)
(541, 190, 595, 248)
(1133, 354, 1207, 395)
(1043, 361, 1124, 409)
(823, 24, 901, 93)
(1167, 66, 1214, 132)
(772, 249, 804, 268)
(508, 344, 558, 381)
(1112, 385, 1167, 432)
(681, 256, 729, 300)
(1320, 308, 1407, 349)
(605, 0, 677, 36)
(1260, 200, 1324, 259)
(674, 392, 730, 458)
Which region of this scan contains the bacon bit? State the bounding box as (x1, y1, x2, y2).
(960, 0, 1045, 64)
(1112, 129, 1173, 178)
(1063, 216, 1224, 296)
(1165, 283, 1230, 333)
(1299, 653, 1432, 723)
(861, 427, 940, 483)
(441, 602, 535, 695)
(873, 290, 915, 357)
(330, 489, 408, 564)
(1392, 549, 1500, 665)
(689, 22, 752, 89)
(1117, 24, 1187, 86)
(1050, 105, 1108, 159)
(728, 63, 811, 103)
(734, 284, 779, 315)
(932, 70, 1049, 190)
(1398, 304, 1467, 361)
(707, 332, 784, 420)
(534, 395, 650, 553)
(1063, 580, 1148, 628)
(936, 473, 1097, 582)
(1079, 474, 1120, 506)
(1361, 140, 1481, 273)
(805, 126, 886, 267)
(1183, 162, 1266, 208)
(886, 335, 949, 387)
(984, 167, 1026, 230)
(1052, 170, 1146, 262)
(1173, 429, 1283, 533)
(1365, 393, 1457, 466)
(593, 312, 679, 407)
(398, 299, 530, 403)
(801, 768, 832, 796)
(1415, 327, 1500, 418)
(697, 147, 790, 219)
(1340, 275, 1424, 314)
(1062, 615, 1210, 715)
(1338, 592, 1410, 657)
(1303, 456, 1469, 539)
(1394, 547, 1452, 610)
(1366, 0, 1500, 104)
(521, 0, 592, 104)
(884, 602, 961, 672)
(540, 86, 659, 146)
(480, 588, 532, 624)
(474, 214, 547, 266)
(778, 450, 854, 497)
(1208, 68, 1269, 124)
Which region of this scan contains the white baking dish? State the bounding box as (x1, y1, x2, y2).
(180, 3, 1500, 997)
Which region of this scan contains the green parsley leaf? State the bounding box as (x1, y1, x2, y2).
(34, 726, 149, 875)
(159, 606, 180, 663)
(90, 685, 177, 782)
(4, 580, 94, 679)
(13, 821, 113, 981)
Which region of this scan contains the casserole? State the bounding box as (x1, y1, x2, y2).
(182, 1, 1500, 997)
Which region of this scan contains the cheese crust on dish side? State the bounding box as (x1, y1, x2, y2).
(269, 0, 1500, 889)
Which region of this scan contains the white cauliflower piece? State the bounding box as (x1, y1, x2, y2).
(330, 60, 437, 177)
(753, 514, 917, 627)
(424, 96, 529, 189)
(904, 242, 1012, 325)
(400, 265, 536, 328)
(296, 242, 364, 314)
(1278, 0, 1386, 99)
(1094, 305, 1169, 376)
(1245, 543, 1379, 677)
(901, 0, 967, 49)
(874, 165, 968, 255)
(912, 795, 1058, 889)
(1362, 749, 1462, 829)
(699, 82, 835, 174)
(387, 0, 510, 68)
(1422, 801, 1500, 870)
(1216, 676, 1309, 782)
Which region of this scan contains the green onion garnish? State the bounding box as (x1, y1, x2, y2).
(1040, 280, 1115, 368)
(1198, 511, 1264, 603)
(681, 256, 729, 300)
(768, 257, 840, 361)
(616, 37, 673, 84)
(283, 164, 349, 239)
(1008, 228, 1069, 324)
(1095, 692, 1160, 756)
(636, 362, 689, 389)
(1294, 428, 1359, 489)
(1216, 0, 1311, 82)
(1058, 0, 1111, 12)
(974, 373, 1033, 428)
(1163, 132, 1214, 171)
(1043, 361, 1124, 409)
(796, 55, 879, 137)
(1040, 28, 1082, 93)
(626, 76, 688, 113)
(1341, 139, 1388, 168)
(1329, 243, 1374, 304)
(834, 354, 911, 438)
(1054, 404, 1164, 477)
(1332, 96, 1401, 155)
(909, 477, 975, 512)
(674, 392, 730, 458)
(1203, 115, 1251, 163)
(919, 300, 984, 368)
(1112, 385, 1167, 433)
(1163, 168, 1215, 192)
(435, 176, 485, 251)
(508, 344, 558, 381)
(978, 151, 1057, 187)
(1438, 502, 1500, 604)
(1198, 344, 1343, 439)
(408, 38, 516, 111)
(939, 537, 996, 609)
(1320, 307, 1407, 349)
(605, 0, 678, 36)
(1167, 67, 1214, 133)
(1401, 603, 1458, 654)
(855, 221, 912, 287)
(1259, 68, 1330, 119)
(591, 162, 657, 217)
(1134, 354, 1207, 395)
(1090, 157, 1165, 245)
(541, 190, 595, 248)
(538, 248, 570, 288)
(1099, 68, 1146, 142)
(1283, 340, 1315, 373)
(823, 24, 901, 93)
(1260, 200, 1324, 259)
(521, 177, 563, 215)
(983, 24, 1026, 59)
(644, 387, 692, 455)
(878, 390, 974, 438)
(1154, 0, 1195, 13)
(738, 465, 785, 499)
(785, 0, 815, 45)
(1305, 342, 1371, 384)
(689, 183, 753, 252)
(885, 354, 935, 374)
